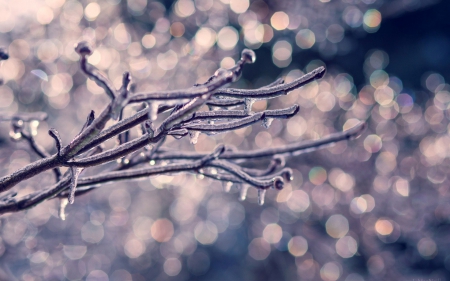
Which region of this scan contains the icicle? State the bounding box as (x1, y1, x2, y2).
(244, 98, 254, 114)
(188, 130, 200, 145)
(59, 198, 69, 221)
(258, 189, 266, 206)
(223, 181, 233, 192)
(239, 185, 249, 201)
(262, 117, 274, 129)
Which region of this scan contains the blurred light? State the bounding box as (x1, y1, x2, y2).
(309, 166, 327, 185)
(217, 26, 239, 50)
(315, 91, 336, 112)
(364, 134, 382, 153)
(108, 189, 131, 210)
(329, 169, 355, 192)
(81, 222, 104, 243)
(367, 50, 389, 70)
(343, 6, 363, 28)
(195, 0, 213, 11)
(170, 22, 185, 37)
(0, 86, 14, 108)
(86, 270, 108, 280)
(261, 24, 274, 43)
(287, 116, 307, 138)
(262, 223, 283, 244)
(37, 6, 54, 24)
(114, 23, 131, 45)
(370, 70, 389, 89)
(127, 0, 147, 15)
(255, 131, 272, 148)
(174, 0, 195, 17)
(220, 57, 235, 69)
(326, 215, 349, 238)
(320, 262, 341, 281)
(248, 238, 271, 260)
(326, 24, 344, 43)
(288, 236, 308, 257)
(230, 0, 249, 14)
(286, 190, 310, 212)
(194, 221, 218, 245)
(335, 236, 358, 258)
(394, 178, 409, 197)
(375, 151, 397, 174)
(424, 73, 445, 93)
(367, 255, 385, 275)
(417, 238, 437, 259)
(363, 9, 382, 33)
(29, 251, 49, 263)
(133, 216, 154, 240)
(296, 29, 315, 49)
(151, 219, 174, 242)
(142, 33, 156, 49)
(375, 219, 393, 235)
(170, 198, 196, 223)
(157, 50, 178, 70)
(124, 239, 146, 258)
(164, 258, 182, 276)
(63, 246, 87, 260)
(272, 40, 292, 68)
(37, 40, 60, 63)
(84, 2, 100, 21)
(195, 27, 216, 49)
(271, 11, 289, 30)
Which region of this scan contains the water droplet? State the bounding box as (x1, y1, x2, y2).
(258, 189, 266, 206)
(223, 181, 233, 192)
(262, 117, 274, 129)
(149, 160, 156, 165)
(123, 159, 130, 165)
(244, 98, 254, 114)
(189, 130, 200, 145)
(239, 185, 249, 201)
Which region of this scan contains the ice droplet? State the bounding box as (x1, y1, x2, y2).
(223, 181, 233, 192)
(258, 189, 266, 206)
(189, 130, 200, 145)
(244, 98, 254, 114)
(239, 185, 249, 201)
(262, 118, 273, 129)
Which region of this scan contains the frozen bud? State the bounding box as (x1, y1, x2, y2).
(75, 41, 93, 56)
(0, 48, 9, 60)
(273, 176, 284, 190)
(241, 49, 256, 64)
(273, 156, 286, 167)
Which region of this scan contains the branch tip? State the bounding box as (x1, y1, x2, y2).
(48, 128, 62, 155)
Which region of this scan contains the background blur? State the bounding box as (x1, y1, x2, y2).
(0, 0, 450, 280)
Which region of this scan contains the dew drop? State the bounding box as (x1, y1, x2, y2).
(239, 185, 249, 201)
(262, 117, 274, 129)
(258, 189, 266, 206)
(189, 130, 200, 145)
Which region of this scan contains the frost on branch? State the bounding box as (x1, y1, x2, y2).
(0, 42, 365, 216)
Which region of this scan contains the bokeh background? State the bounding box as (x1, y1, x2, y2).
(0, 0, 450, 280)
